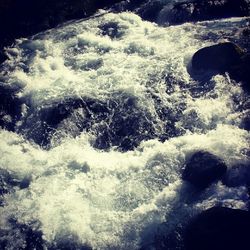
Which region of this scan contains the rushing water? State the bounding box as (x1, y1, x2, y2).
(0, 11, 249, 249)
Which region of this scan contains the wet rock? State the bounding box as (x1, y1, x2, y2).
(20, 96, 156, 151)
(153, 224, 185, 250)
(0, 51, 8, 64)
(0, 219, 44, 250)
(240, 111, 250, 131)
(192, 42, 245, 72)
(99, 22, 124, 39)
(137, 1, 165, 22)
(19, 98, 94, 148)
(222, 163, 250, 187)
(229, 54, 250, 92)
(161, 0, 250, 25)
(0, 84, 23, 131)
(0, 169, 30, 197)
(93, 96, 156, 151)
(182, 151, 227, 189)
(184, 207, 250, 250)
(111, 0, 147, 12)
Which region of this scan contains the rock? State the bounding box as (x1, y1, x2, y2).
(184, 207, 250, 250)
(229, 54, 250, 92)
(0, 169, 30, 198)
(0, 51, 8, 64)
(182, 151, 227, 189)
(20, 98, 91, 148)
(0, 84, 23, 131)
(99, 22, 124, 39)
(222, 163, 250, 187)
(93, 95, 156, 151)
(160, 0, 250, 25)
(240, 111, 250, 130)
(0, 219, 44, 250)
(137, 1, 165, 22)
(192, 42, 245, 72)
(20, 96, 156, 152)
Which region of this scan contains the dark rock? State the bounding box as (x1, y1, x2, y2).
(111, 0, 147, 12)
(222, 163, 250, 187)
(20, 96, 156, 152)
(182, 151, 227, 189)
(19, 98, 92, 148)
(0, 169, 30, 197)
(184, 207, 250, 250)
(161, 0, 250, 25)
(0, 51, 8, 65)
(0, 84, 23, 131)
(137, 1, 165, 22)
(192, 42, 245, 72)
(229, 54, 250, 92)
(93, 95, 156, 151)
(0, 219, 44, 250)
(240, 111, 250, 130)
(153, 224, 185, 250)
(99, 22, 125, 39)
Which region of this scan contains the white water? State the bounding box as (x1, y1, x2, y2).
(0, 12, 249, 249)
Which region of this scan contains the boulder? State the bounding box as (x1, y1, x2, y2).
(20, 96, 156, 152)
(192, 42, 245, 72)
(20, 98, 92, 148)
(229, 54, 250, 92)
(160, 0, 250, 25)
(137, 1, 165, 22)
(222, 163, 250, 187)
(184, 207, 250, 250)
(182, 151, 227, 189)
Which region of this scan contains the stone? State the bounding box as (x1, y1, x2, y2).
(0, 84, 23, 131)
(229, 54, 250, 92)
(182, 151, 227, 189)
(184, 207, 250, 250)
(192, 42, 245, 72)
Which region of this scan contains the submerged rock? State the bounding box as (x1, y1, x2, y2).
(182, 151, 227, 189)
(184, 207, 250, 250)
(19, 98, 95, 148)
(0, 219, 44, 250)
(192, 42, 244, 72)
(0, 84, 23, 131)
(20, 96, 156, 151)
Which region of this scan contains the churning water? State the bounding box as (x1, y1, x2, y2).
(0, 11, 249, 249)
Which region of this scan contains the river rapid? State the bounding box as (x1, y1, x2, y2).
(0, 8, 249, 250)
